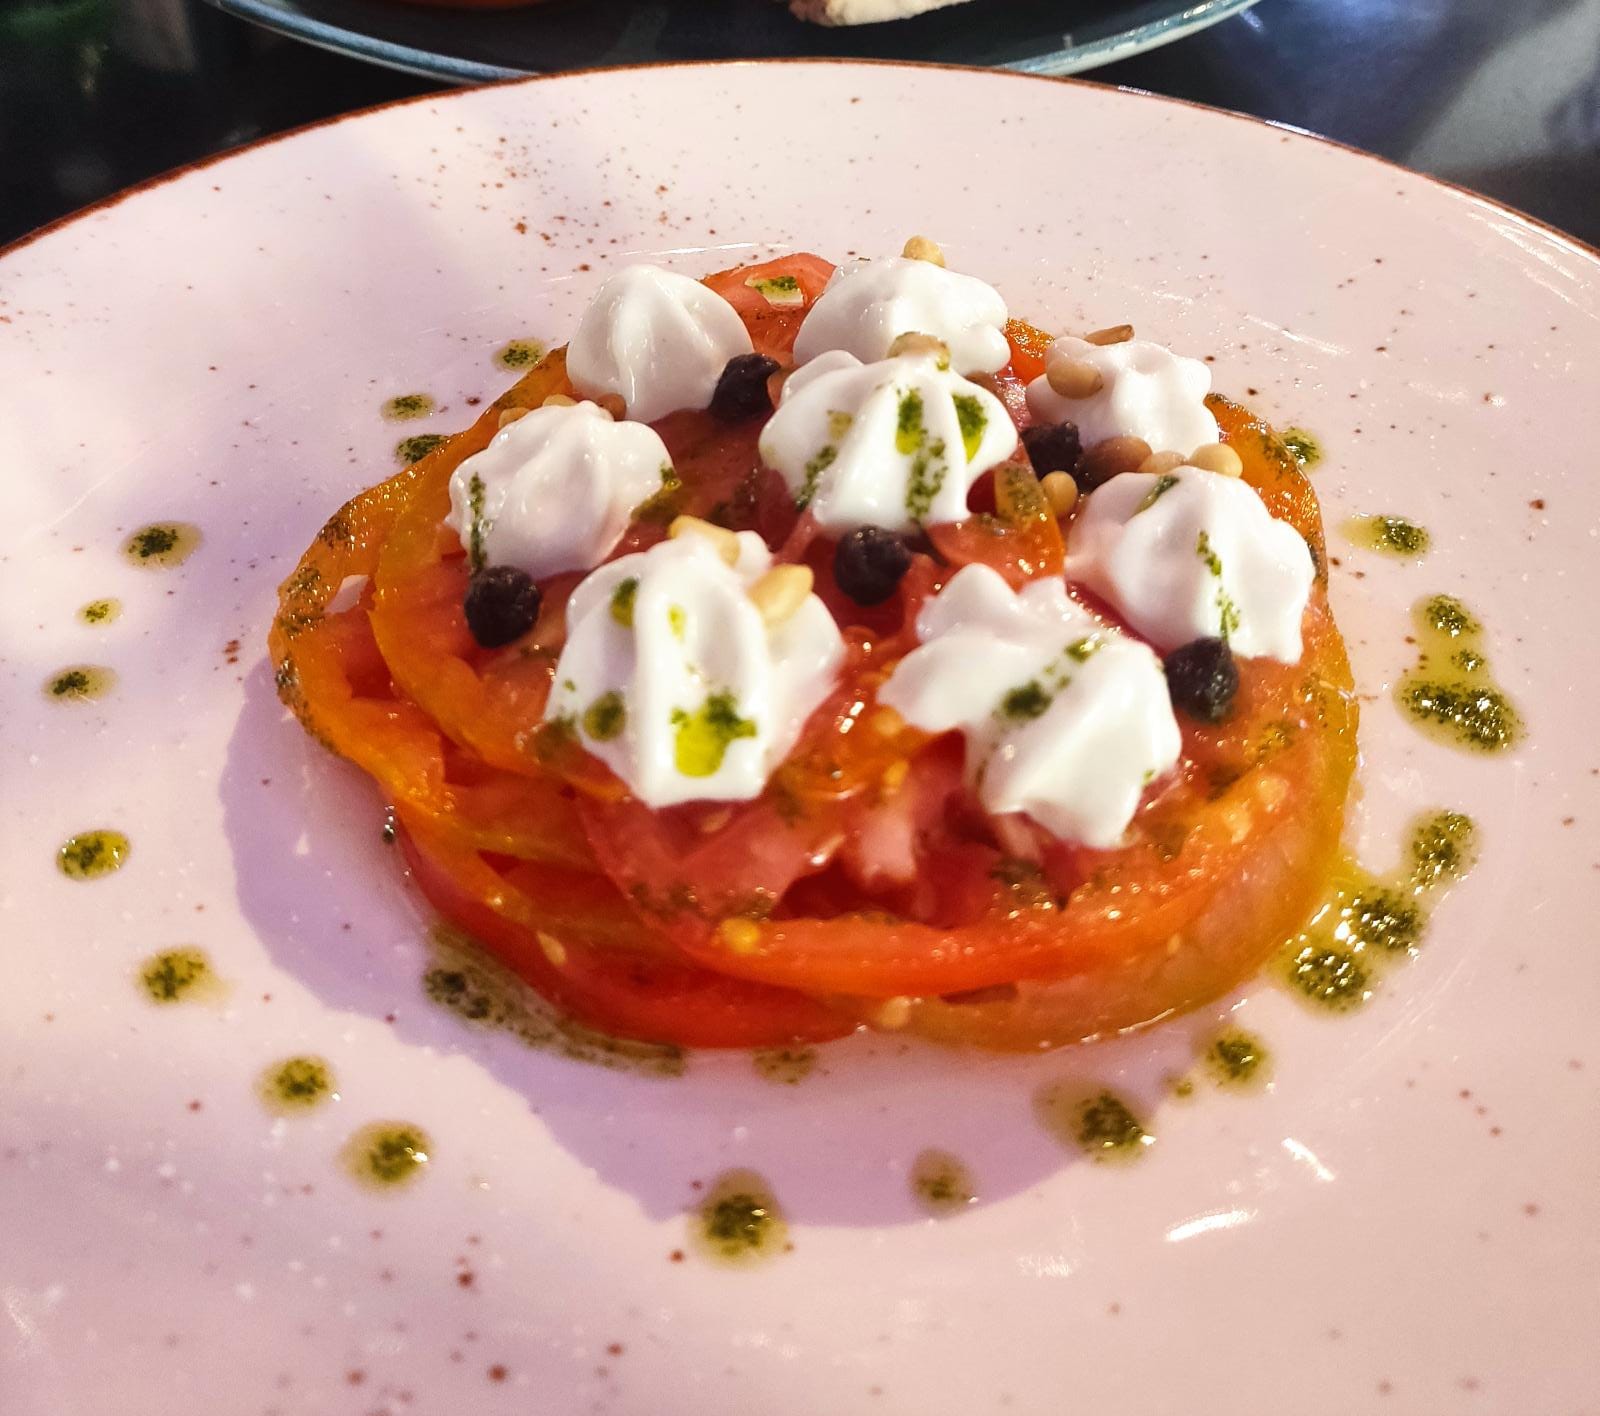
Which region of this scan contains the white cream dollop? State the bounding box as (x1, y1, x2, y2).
(445, 401, 673, 580)
(547, 531, 844, 807)
(1025, 335, 1218, 455)
(880, 564, 1180, 849)
(1065, 467, 1315, 662)
(566, 264, 754, 424)
(792, 257, 1010, 376)
(757, 351, 1017, 534)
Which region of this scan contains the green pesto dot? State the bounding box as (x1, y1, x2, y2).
(692, 1170, 787, 1266)
(139, 947, 212, 1004)
(78, 598, 122, 626)
(1202, 1029, 1273, 1089)
(495, 339, 545, 370)
(124, 522, 201, 568)
(1035, 1084, 1153, 1164)
(343, 1122, 432, 1189)
(1422, 594, 1479, 638)
(1280, 428, 1322, 470)
(57, 829, 131, 880)
(910, 1149, 977, 1215)
(259, 1056, 335, 1112)
(395, 433, 447, 465)
(1409, 810, 1477, 890)
(1399, 680, 1520, 752)
(382, 393, 435, 421)
(44, 665, 115, 701)
(1345, 886, 1425, 953)
(1280, 939, 1371, 1011)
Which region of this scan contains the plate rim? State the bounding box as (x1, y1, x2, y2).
(5, 56, 1598, 274)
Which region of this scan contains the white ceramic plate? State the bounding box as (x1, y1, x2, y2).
(3, 62, 1597, 1416)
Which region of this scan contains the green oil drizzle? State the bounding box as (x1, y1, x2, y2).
(691, 1170, 788, 1266)
(1397, 595, 1522, 752)
(124, 522, 202, 568)
(1342, 514, 1431, 557)
(582, 691, 626, 742)
(752, 1048, 817, 1086)
(43, 665, 115, 701)
(258, 1056, 336, 1113)
(342, 1122, 432, 1189)
(395, 433, 447, 465)
(1034, 1085, 1153, 1165)
(1201, 1029, 1273, 1090)
(381, 393, 435, 421)
(672, 694, 757, 777)
(495, 339, 546, 370)
(78, 598, 122, 626)
(57, 829, 130, 880)
(1280, 428, 1322, 470)
(1276, 810, 1477, 1014)
(422, 926, 684, 1075)
(139, 947, 215, 1004)
(910, 1149, 976, 1215)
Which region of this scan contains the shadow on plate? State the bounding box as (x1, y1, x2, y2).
(220, 656, 1201, 1226)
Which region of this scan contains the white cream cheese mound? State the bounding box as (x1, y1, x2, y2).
(566, 264, 754, 424)
(792, 257, 1010, 375)
(1025, 335, 1219, 455)
(880, 564, 1181, 849)
(1065, 467, 1315, 663)
(446, 401, 673, 580)
(547, 530, 845, 807)
(758, 350, 1017, 534)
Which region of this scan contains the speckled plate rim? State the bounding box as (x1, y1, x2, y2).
(7, 56, 1599, 268)
(201, 0, 1263, 84)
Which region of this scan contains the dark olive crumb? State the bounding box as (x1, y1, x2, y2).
(1020, 421, 1083, 479)
(709, 353, 780, 422)
(463, 566, 540, 648)
(1164, 638, 1239, 723)
(833, 526, 912, 606)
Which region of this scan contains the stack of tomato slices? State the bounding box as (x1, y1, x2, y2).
(269, 254, 1358, 1051)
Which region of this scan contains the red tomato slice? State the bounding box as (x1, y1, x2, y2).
(399, 813, 852, 1048)
(269, 461, 588, 865)
(701, 253, 835, 360)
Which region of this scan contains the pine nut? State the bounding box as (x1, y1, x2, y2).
(901, 235, 946, 267)
(1187, 442, 1244, 478)
(668, 515, 741, 565)
(497, 406, 529, 428)
(749, 564, 814, 626)
(1045, 356, 1104, 400)
(541, 393, 576, 408)
(888, 331, 951, 363)
(1041, 471, 1080, 516)
(1084, 323, 1134, 346)
(872, 996, 914, 1030)
(536, 931, 567, 967)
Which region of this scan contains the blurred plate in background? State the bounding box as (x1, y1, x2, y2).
(204, 0, 1261, 81)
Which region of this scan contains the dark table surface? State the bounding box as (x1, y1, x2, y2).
(4, 0, 1600, 251)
